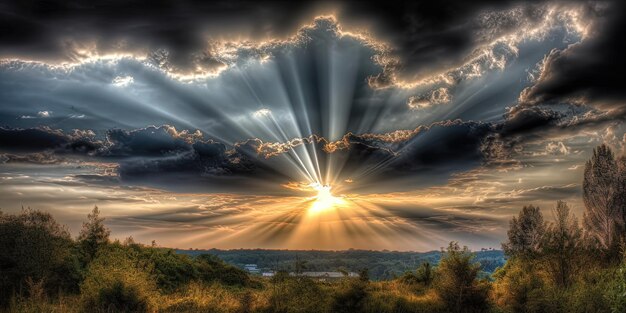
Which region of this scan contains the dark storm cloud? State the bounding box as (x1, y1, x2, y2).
(0, 0, 569, 81)
(97, 126, 267, 191)
(0, 126, 101, 154)
(0, 0, 316, 73)
(103, 126, 196, 157)
(340, 0, 550, 85)
(519, 1, 626, 110)
(0, 152, 63, 165)
(0, 120, 495, 192)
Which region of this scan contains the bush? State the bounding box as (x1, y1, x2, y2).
(138, 246, 199, 293)
(434, 242, 490, 313)
(606, 262, 626, 313)
(268, 276, 328, 313)
(331, 278, 367, 313)
(80, 243, 157, 313)
(0, 209, 79, 306)
(565, 268, 612, 313)
(399, 262, 434, 287)
(491, 258, 546, 312)
(195, 254, 251, 287)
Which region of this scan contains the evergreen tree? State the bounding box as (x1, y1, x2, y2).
(78, 206, 110, 262)
(502, 205, 545, 258)
(583, 144, 623, 250)
(542, 201, 583, 288)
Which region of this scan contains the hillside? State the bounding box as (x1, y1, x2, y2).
(177, 248, 505, 280)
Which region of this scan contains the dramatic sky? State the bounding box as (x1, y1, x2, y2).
(1, 0, 625, 251)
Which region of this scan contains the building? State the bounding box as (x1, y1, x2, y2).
(244, 264, 260, 274)
(259, 271, 359, 281)
(296, 271, 358, 282)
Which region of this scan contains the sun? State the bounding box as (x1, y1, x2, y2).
(309, 183, 346, 213)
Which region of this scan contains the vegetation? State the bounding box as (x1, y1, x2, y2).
(1, 144, 625, 312)
(178, 248, 505, 281)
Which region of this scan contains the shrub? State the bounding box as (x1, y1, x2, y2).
(331, 278, 368, 313)
(80, 243, 157, 313)
(434, 242, 490, 313)
(399, 262, 434, 287)
(268, 276, 328, 313)
(194, 254, 251, 287)
(606, 262, 626, 313)
(548, 263, 611, 313)
(0, 209, 78, 306)
(139, 247, 198, 293)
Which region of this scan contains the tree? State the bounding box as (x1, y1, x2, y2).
(78, 206, 110, 262)
(434, 242, 489, 313)
(582, 144, 624, 251)
(0, 208, 78, 305)
(491, 258, 547, 312)
(617, 156, 626, 232)
(79, 243, 156, 313)
(415, 262, 434, 286)
(502, 205, 545, 257)
(542, 201, 583, 288)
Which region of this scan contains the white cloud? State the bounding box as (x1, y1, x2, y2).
(112, 75, 134, 87)
(20, 111, 52, 119)
(253, 108, 271, 118)
(545, 141, 570, 155)
(408, 87, 451, 110)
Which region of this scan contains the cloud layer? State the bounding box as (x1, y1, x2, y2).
(1, 0, 625, 250)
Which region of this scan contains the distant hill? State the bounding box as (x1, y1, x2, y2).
(176, 248, 505, 280)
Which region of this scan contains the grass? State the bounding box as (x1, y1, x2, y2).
(3, 278, 446, 313)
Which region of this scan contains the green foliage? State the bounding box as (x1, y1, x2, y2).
(331, 278, 368, 313)
(416, 262, 434, 286)
(565, 269, 612, 313)
(195, 254, 252, 287)
(399, 262, 434, 287)
(606, 261, 626, 313)
(78, 206, 110, 263)
(268, 276, 328, 313)
(492, 258, 547, 312)
(541, 201, 583, 288)
(0, 208, 79, 306)
(502, 205, 545, 258)
(179, 248, 505, 280)
(139, 247, 199, 293)
(79, 243, 157, 313)
(434, 242, 490, 313)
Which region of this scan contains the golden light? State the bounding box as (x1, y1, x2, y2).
(308, 183, 346, 214)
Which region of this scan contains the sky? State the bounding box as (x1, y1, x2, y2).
(1, 0, 625, 251)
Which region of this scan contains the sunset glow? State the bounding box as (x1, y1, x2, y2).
(308, 183, 346, 214)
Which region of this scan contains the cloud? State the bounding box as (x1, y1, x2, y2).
(0, 119, 496, 193)
(482, 184, 580, 203)
(19, 111, 52, 119)
(102, 126, 196, 157)
(544, 141, 570, 156)
(111, 76, 134, 87)
(0, 152, 65, 165)
(0, 126, 101, 154)
(518, 2, 626, 111)
(0, 1, 622, 196)
(252, 109, 271, 118)
(408, 87, 452, 110)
